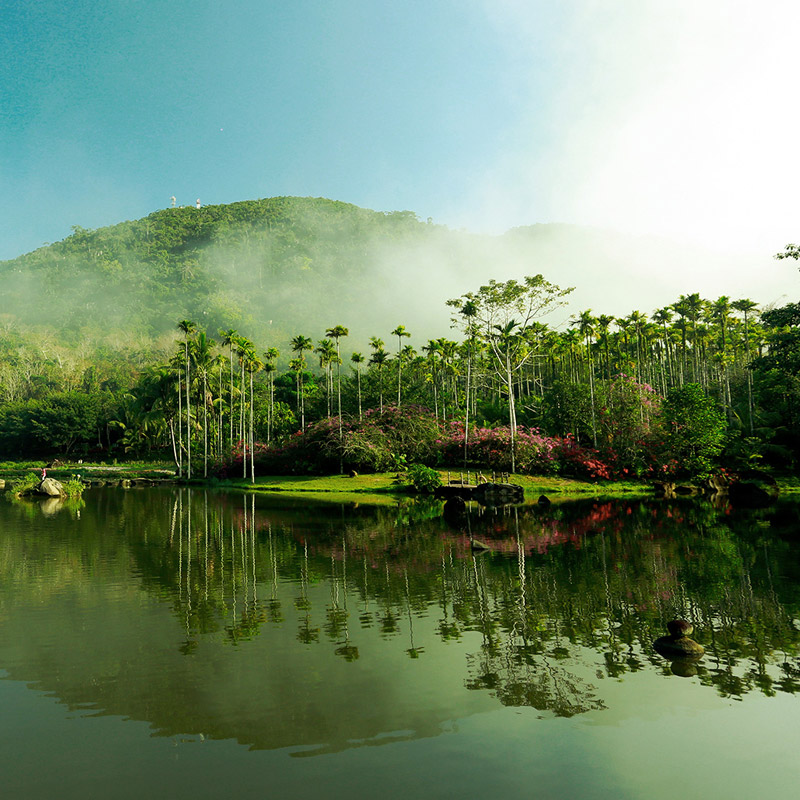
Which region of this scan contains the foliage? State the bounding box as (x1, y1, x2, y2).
(9, 473, 40, 496)
(661, 383, 726, 476)
(406, 464, 441, 493)
(0, 392, 109, 456)
(62, 478, 86, 498)
(222, 406, 443, 476)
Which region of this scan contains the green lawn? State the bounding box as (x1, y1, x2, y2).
(222, 470, 652, 502)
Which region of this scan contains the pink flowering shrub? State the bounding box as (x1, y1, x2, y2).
(438, 422, 613, 479)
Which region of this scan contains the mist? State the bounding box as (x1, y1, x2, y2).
(0, 197, 793, 369)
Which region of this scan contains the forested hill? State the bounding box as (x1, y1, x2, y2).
(0, 197, 445, 345)
(0, 195, 780, 349)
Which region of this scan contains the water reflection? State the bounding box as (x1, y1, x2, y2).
(1, 488, 800, 753)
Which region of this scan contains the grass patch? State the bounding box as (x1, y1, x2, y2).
(220, 469, 652, 501)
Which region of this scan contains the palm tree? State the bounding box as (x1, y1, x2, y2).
(652, 308, 674, 391)
(370, 346, 390, 413)
(263, 347, 279, 443)
(423, 340, 441, 421)
(682, 293, 706, 381)
(244, 350, 263, 483)
(219, 328, 239, 452)
(436, 337, 458, 421)
(594, 314, 615, 379)
(290, 334, 312, 430)
(289, 356, 305, 429)
(235, 336, 255, 477)
(710, 296, 733, 415)
(391, 325, 412, 406)
(575, 310, 598, 447)
(191, 330, 216, 477)
(170, 354, 183, 478)
(457, 299, 479, 464)
(350, 352, 365, 421)
(315, 338, 337, 416)
(326, 325, 349, 440)
(733, 298, 759, 433)
(177, 319, 196, 478)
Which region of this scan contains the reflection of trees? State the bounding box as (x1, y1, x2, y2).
(119, 492, 800, 703)
(5, 489, 800, 710)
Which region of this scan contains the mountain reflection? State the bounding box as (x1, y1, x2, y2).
(1, 488, 800, 752)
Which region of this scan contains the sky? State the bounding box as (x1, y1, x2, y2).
(2, 0, 800, 291)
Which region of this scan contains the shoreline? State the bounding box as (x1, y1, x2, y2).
(2, 462, 796, 503)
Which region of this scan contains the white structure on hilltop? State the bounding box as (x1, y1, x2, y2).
(196, 198, 201, 209)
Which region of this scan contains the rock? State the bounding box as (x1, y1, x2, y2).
(728, 481, 773, 508)
(443, 496, 467, 522)
(653, 482, 676, 498)
(704, 474, 729, 493)
(654, 618, 705, 659)
(669, 659, 700, 678)
(537, 494, 551, 506)
(667, 619, 694, 637)
(348, 469, 358, 478)
(39, 497, 64, 516)
(37, 477, 65, 497)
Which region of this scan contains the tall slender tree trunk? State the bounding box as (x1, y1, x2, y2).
(185, 343, 192, 480)
(177, 371, 183, 478)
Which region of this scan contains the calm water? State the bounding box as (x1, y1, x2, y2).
(1, 487, 800, 799)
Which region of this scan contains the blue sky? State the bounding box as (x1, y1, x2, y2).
(2, 0, 800, 270)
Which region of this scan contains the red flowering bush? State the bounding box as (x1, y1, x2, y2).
(438, 422, 613, 479)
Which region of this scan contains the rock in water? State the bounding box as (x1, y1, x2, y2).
(654, 618, 705, 659)
(37, 477, 65, 497)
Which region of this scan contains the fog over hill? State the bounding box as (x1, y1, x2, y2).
(0, 196, 792, 352)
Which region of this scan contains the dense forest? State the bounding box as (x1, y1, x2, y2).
(0, 198, 797, 479)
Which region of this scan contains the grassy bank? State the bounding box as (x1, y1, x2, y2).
(3, 460, 795, 503)
(221, 471, 652, 502)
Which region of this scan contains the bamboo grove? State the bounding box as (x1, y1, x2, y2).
(0, 274, 797, 479)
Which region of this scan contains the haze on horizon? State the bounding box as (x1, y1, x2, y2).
(2, 0, 798, 313)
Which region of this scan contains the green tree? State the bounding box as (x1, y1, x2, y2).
(662, 383, 726, 476)
(449, 276, 572, 471)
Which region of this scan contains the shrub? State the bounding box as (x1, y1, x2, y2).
(406, 464, 441, 493)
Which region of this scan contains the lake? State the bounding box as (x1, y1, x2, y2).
(1, 487, 799, 799)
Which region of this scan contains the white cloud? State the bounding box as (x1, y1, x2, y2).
(475, 1, 800, 256)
